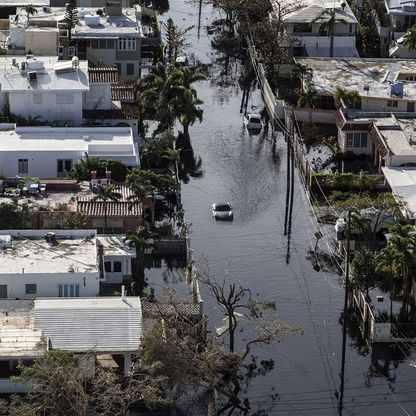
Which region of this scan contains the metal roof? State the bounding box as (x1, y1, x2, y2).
(34, 297, 142, 352)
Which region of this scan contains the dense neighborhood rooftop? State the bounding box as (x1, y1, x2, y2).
(0, 230, 97, 274)
(0, 125, 135, 152)
(297, 58, 416, 99)
(0, 56, 89, 92)
(281, 0, 357, 24)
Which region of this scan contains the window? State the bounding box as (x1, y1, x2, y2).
(387, 100, 398, 108)
(58, 284, 80, 297)
(346, 133, 353, 148)
(407, 102, 415, 112)
(57, 159, 72, 177)
(18, 159, 28, 174)
(104, 260, 122, 273)
(33, 93, 43, 104)
(353, 132, 361, 147)
(126, 63, 134, 75)
(0, 285, 7, 298)
(293, 23, 312, 33)
(25, 284, 37, 295)
(107, 39, 115, 49)
(56, 93, 74, 104)
(118, 37, 136, 51)
(113, 261, 122, 272)
(68, 46, 76, 57)
(360, 133, 368, 147)
(99, 39, 107, 49)
(346, 132, 367, 148)
(90, 39, 99, 48)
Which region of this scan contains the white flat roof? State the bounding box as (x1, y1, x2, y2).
(382, 167, 416, 218)
(297, 58, 416, 100)
(0, 125, 134, 152)
(0, 230, 97, 274)
(14, 6, 143, 38)
(0, 56, 89, 92)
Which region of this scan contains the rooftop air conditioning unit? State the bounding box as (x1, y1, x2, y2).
(83, 135, 90, 141)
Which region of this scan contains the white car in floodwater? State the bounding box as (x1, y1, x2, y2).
(212, 202, 233, 221)
(243, 113, 263, 131)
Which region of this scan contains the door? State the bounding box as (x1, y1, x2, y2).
(57, 159, 73, 177)
(0, 285, 7, 298)
(407, 102, 415, 113)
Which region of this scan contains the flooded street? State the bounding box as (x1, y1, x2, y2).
(160, 2, 416, 414)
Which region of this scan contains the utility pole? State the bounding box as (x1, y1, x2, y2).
(284, 114, 291, 236)
(197, 0, 202, 40)
(339, 210, 351, 414)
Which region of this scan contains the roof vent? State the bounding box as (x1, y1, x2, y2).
(45, 232, 57, 245)
(83, 135, 90, 141)
(0, 235, 12, 249)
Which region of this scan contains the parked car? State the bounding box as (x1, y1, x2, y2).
(243, 113, 263, 131)
(212, 202, 233, 221)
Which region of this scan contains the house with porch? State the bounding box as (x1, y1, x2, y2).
(271, 0, 359, 57)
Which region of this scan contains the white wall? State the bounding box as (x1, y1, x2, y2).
(361, 96, 416, 112)
(294, 34, 357, 49)
(84, 84, 112, 110)
(338, 129, 372, 154)
(0, 272, 99, 298)
(0, 149, 83, 178)
(103, 255, 133, 283)
(7, 91, 84, 126)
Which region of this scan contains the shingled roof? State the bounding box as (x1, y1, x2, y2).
(88, 67, 119, 84)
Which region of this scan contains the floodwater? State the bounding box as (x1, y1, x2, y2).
(159, 2, 416, 415)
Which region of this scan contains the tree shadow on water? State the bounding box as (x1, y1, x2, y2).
(176, 132, 204, 183)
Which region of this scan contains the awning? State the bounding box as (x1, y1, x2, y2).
(382, 166, 416, 219)
(305, 45, 359, 58)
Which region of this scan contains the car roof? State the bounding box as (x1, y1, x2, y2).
(214, 202, 230, 206)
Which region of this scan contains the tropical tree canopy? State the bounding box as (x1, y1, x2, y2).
(402, 25, 416, 51)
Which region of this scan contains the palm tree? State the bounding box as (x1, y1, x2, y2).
(23, 4, 38, 25)
(292, 63, 313, 92)
(297, 90, 319, 108)
(402, 25, 416, 51)
(173, 88, 203, 137)
(92, 184, 122, 231)
(313, 9, 348, 58)
(334, 86, 361, 108)
(178, 67, 206, 96)
(126, 223, 156, 295)
(377, 245, 399, 324)
(70, 153, 102, 182)
(161, 147, 181, 176)
(140, 62, 183, 133)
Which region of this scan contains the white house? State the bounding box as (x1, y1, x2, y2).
(0, 229, 100, 299)
(0, 296, 142, 392)
(297, 57, 416, 115)
(0, 55, 89, 126)
(271, 0, 359, 57)
(0, 124, 139, 178)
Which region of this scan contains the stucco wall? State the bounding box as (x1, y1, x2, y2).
(25, 30, 58, 56)
(0, 272, 99, 298)
(7, 91, 84, 126)
(338, 128, 372, 155)
(361, 96, 416, 113)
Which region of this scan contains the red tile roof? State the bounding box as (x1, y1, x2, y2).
(111, 86, 136, 102)
(77, 183, 142, 217)
(88, 67, 119, 84)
